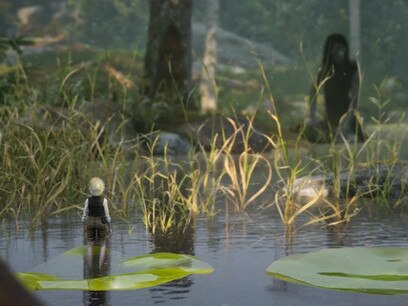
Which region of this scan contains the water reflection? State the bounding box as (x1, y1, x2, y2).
(268, 222, 347, 293)
(4, 211, 408, 305)
(149, 217, 196, 304)
(82, 240, 111, 306)
(151, 221, 195, 254)
(40, 223, 49, 263)
(325, 226, 347, 247)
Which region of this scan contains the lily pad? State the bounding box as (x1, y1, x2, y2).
(16, 247, 213, 291)
(266, 247, 408, 294)
(122, 252, 210, 273)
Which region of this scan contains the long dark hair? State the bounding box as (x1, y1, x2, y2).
(321, 33, 350, 74)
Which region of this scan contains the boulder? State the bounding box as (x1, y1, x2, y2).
(144, 131, 192, 156)
(289, 163, 408, 203)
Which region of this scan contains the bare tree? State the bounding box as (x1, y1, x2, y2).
(144, 0, 193, 105)
(199, 0, 219, 114)
(348, 0, 361, 60)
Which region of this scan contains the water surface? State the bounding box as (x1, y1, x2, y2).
(2, 210, 408, 306)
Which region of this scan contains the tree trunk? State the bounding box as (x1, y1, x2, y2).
(348, 0, 361, 60)
(199, 0, 219, 114)
(144, 0, 193, 106)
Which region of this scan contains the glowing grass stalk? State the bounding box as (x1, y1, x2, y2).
(223, 152, 272, 211)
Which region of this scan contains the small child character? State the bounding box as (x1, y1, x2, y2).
(82, 177, 112, 268)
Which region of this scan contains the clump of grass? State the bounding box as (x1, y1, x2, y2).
(305, 79, 408, 226)
(2, 45, 407, 238)
(220, 118, 272, 211)
(254, 55, 408, 231)
(0, 105, 89, 226)
(133, 137, 197, 234)
(256, 60, 322, 227)
(0, 99, 139, 228)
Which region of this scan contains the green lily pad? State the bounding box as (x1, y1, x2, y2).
(266, 247, 408, 294)
(122, 252, 212, 273)
(16, 247, 213, 291)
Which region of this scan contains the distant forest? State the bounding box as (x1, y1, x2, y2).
(1, 0, 406, 81)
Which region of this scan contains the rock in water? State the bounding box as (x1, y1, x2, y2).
(289, 163, 408, 202)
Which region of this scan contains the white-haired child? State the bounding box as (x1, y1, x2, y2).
(81, 177, 112, 268)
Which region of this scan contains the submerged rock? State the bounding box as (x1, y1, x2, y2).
(289, 163, 408, 202)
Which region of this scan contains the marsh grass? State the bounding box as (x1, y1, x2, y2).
(135, 150, 194, 234)
(0, 85, 137, 227)
(354, 83, 408, 211)
(1, 106, 86, 226)
(1, 49, 407, 236)
(253, 57, 408, 230)
(213, 117, 273, 211)
(134, 116, 274, 233)
(1, 55, 275, 232)
(0, 51, 149, 228)
(309, 85, 408, 226)
(256, 60, 323, 226)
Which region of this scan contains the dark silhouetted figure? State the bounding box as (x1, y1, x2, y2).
(308, 33, 366, 142)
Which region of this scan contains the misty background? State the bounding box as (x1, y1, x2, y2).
(1, 0, 407, 121)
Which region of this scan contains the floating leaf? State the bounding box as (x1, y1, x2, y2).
(17, 268, 190, 291)
(267, 247, 408, 294)
(17, 273, 60, 290)
(16, 247, 213, 291)
(63, 245, 96, 256)
(122, 252, 213, 273)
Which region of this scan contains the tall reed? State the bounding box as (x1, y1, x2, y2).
(2, 49, 406, 235)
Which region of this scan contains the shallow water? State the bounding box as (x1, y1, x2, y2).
(2, 209, 408, 306)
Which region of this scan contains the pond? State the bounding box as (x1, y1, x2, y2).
(2, 209, 408, 306)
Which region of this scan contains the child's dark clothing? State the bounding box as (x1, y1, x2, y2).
(82, 196, 111, 241)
